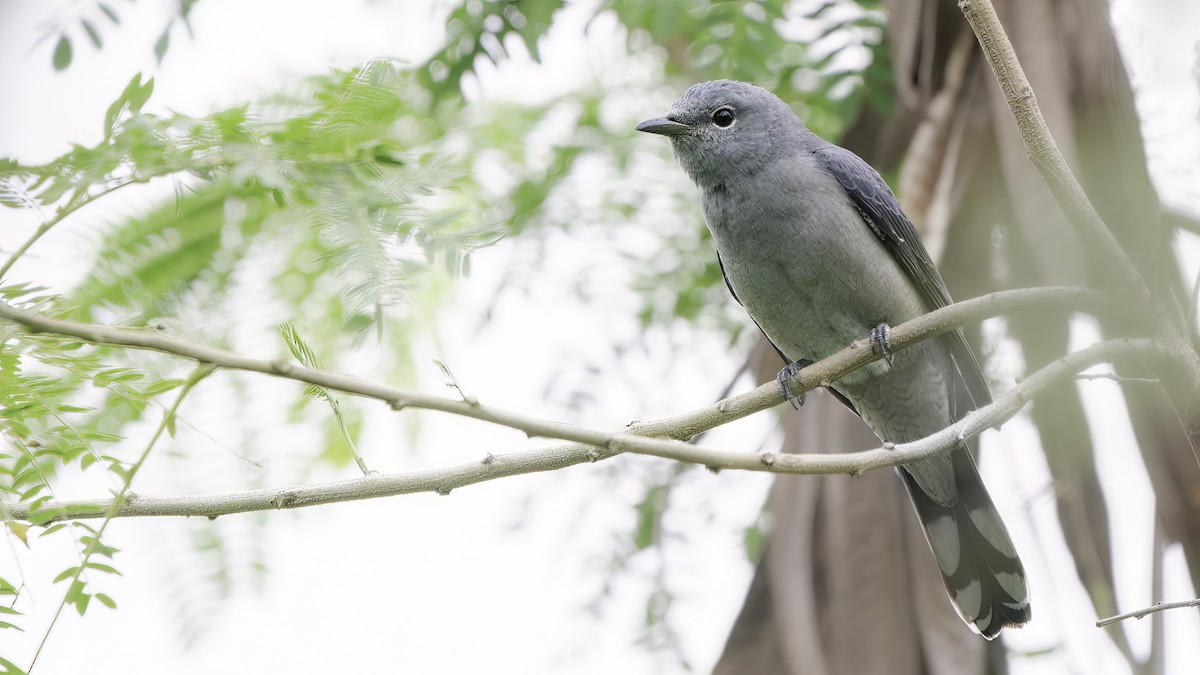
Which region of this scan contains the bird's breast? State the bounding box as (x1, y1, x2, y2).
(701, 161, 927, 383)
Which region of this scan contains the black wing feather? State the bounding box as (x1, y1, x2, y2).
(811, 143, 992, 412)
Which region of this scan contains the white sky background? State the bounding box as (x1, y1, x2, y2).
(1, 1, 1199, 674)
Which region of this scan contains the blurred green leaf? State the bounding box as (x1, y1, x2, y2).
(633, 483, 668, 551)
(52, 35, 73, 71)
(98, 3, 121, 24)
(81, 20, 103, 49)
(153, 26, 171, 63)
(418, 0, 565, 99)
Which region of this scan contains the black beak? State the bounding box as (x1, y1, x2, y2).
(635, 117, 691, 137)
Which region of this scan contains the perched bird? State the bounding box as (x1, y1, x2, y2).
(637, 80, 1030, 638)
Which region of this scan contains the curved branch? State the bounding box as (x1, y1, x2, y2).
(4, 337, 1160, 523)
(0, 287, 1102, 453)
(3, 289, 1142, 524)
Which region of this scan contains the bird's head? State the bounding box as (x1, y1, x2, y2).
(636, 80, 805, 190)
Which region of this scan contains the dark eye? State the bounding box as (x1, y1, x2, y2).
(712, 107, 735, 127)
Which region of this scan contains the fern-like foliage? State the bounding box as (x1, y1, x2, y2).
(418, 0, 566, 99)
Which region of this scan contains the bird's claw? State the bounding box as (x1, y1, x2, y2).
(870, 323, 893, 367)
(777, 362, 806, 410)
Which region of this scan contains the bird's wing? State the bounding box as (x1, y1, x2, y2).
(811, 143, 992, 411)
(718, 249, 861, 416)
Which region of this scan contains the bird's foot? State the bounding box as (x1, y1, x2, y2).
(777, 361, 807, 410)
(869, 323, 894, 367)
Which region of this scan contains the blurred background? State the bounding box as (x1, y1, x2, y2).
(1, 0, 1199, 673)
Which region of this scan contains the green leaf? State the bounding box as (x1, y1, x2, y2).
(633, 484, 668, 551)
(73, 590, 91, 616)
(4, 522, 28, 546)
(101, 79, 134, 139)
(52, 566, 80, 584)
(95, 593, 117, 609)
(141, 379, 185, 396)
(153, 26, 171, 63)
(79, 535, 120, 558)
(79, 431, 122, 442)
(28, 508, 63, 527)
(98, 3, 121, 24)
(18, 485, 44, 502)
(81, 19, 103, 49)
(85, 562, 121, 576)
(39, 523, 68, 537)
(0, 655, 29, 674)
(127, 75, 154, 113)
(11, 469, 44, 490)
(279, 322, 324, 370)
(92, 368, 143, 386)
(52, 35, 73, 71)
(743, 520, 766, 562)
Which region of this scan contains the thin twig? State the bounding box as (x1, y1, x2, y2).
(1150, 524, 1166, 671)
(1096, 598, 1200, 628)
(5, 337, 1157, 523)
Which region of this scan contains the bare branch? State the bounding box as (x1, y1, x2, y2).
(1096, 599, 1200, 628)
(6, 331, 1157, 522)
(0, 287, 1100, 461)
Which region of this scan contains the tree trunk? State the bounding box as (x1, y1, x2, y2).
(714, 1, 1197, 672)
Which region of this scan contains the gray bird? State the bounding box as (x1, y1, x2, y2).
(637, 80, 1030, 639)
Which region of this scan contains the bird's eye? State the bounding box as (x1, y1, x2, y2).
(712, 107, 736, 128)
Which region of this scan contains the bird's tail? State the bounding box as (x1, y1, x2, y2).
(900, 449, 1031, 639)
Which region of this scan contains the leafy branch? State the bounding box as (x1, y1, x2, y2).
(278, 322, 369, 475)
(26, 364, 212, 671)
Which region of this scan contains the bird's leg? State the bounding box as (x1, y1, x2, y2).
(776, 361, 810, 410)
(869, 322, 894, 367)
